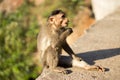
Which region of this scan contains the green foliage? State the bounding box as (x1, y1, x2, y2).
(42, 0, 84, 16)
(40, 0, 84, 27)
(0, 1, 40, 80)
(0, 0, 87, 80)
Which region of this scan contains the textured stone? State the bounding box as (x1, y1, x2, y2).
(36, 10, 120, 80)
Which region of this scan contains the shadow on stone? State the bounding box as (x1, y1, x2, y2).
(58, 48, 120, 72)
(77, 48, 120, 65)
(66, 69, 72, 74)
(104, 68, 109, 72)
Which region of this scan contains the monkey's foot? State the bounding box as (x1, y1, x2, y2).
(72, 59, 105, 72)
(85, 65, 105, 72)
(53, 67, 68, 74)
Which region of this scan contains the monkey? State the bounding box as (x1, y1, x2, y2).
(37, 10, 104, 74)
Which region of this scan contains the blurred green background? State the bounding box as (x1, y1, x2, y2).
(0, 0, 90, 80)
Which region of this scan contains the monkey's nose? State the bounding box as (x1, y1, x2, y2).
(67, 20, 69, 24)
(66, 19, 69, 22)
(66, 21, 69, 25)
(65, 19, 69, 23)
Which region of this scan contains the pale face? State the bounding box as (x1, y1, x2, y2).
(56, 13, 69, 27)
(49, 13, 69, 29)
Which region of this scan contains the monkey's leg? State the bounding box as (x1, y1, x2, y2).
(46, 47, 67, 74)
(72, 59, 105, 72)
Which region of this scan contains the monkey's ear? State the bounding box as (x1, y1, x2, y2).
(49, 17, 55, 24)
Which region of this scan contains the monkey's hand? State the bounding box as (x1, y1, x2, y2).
(60, 28, 73, 41)
(66, 28, 73, 34)
(59, 27, 73, 34)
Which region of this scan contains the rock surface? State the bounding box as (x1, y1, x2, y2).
(36, 10, 120, 80)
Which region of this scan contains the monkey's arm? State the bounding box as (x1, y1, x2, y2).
(62, 41, 81, 60)
(59, 28, 73, 41)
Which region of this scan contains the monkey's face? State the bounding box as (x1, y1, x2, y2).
(59, 13, 69, 27)
(49, 13, 69, 29)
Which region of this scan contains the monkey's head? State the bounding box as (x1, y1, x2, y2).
(48, 10, 69, 29)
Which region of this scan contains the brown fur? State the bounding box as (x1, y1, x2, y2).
(37, 10, 104, 74)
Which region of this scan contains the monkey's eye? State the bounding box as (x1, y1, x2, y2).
(61, 15, 65, 18)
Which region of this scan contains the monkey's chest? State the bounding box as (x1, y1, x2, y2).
(50, 35, 62, 52)
(51, 37, 61, 47)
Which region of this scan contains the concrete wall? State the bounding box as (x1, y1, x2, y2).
(92, 0, 120, 20)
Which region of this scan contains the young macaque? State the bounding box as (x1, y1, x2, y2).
(37, 10, 104, 74)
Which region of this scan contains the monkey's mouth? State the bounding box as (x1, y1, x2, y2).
(62, 22, 69, 27)
(65, 22, 69, 25)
